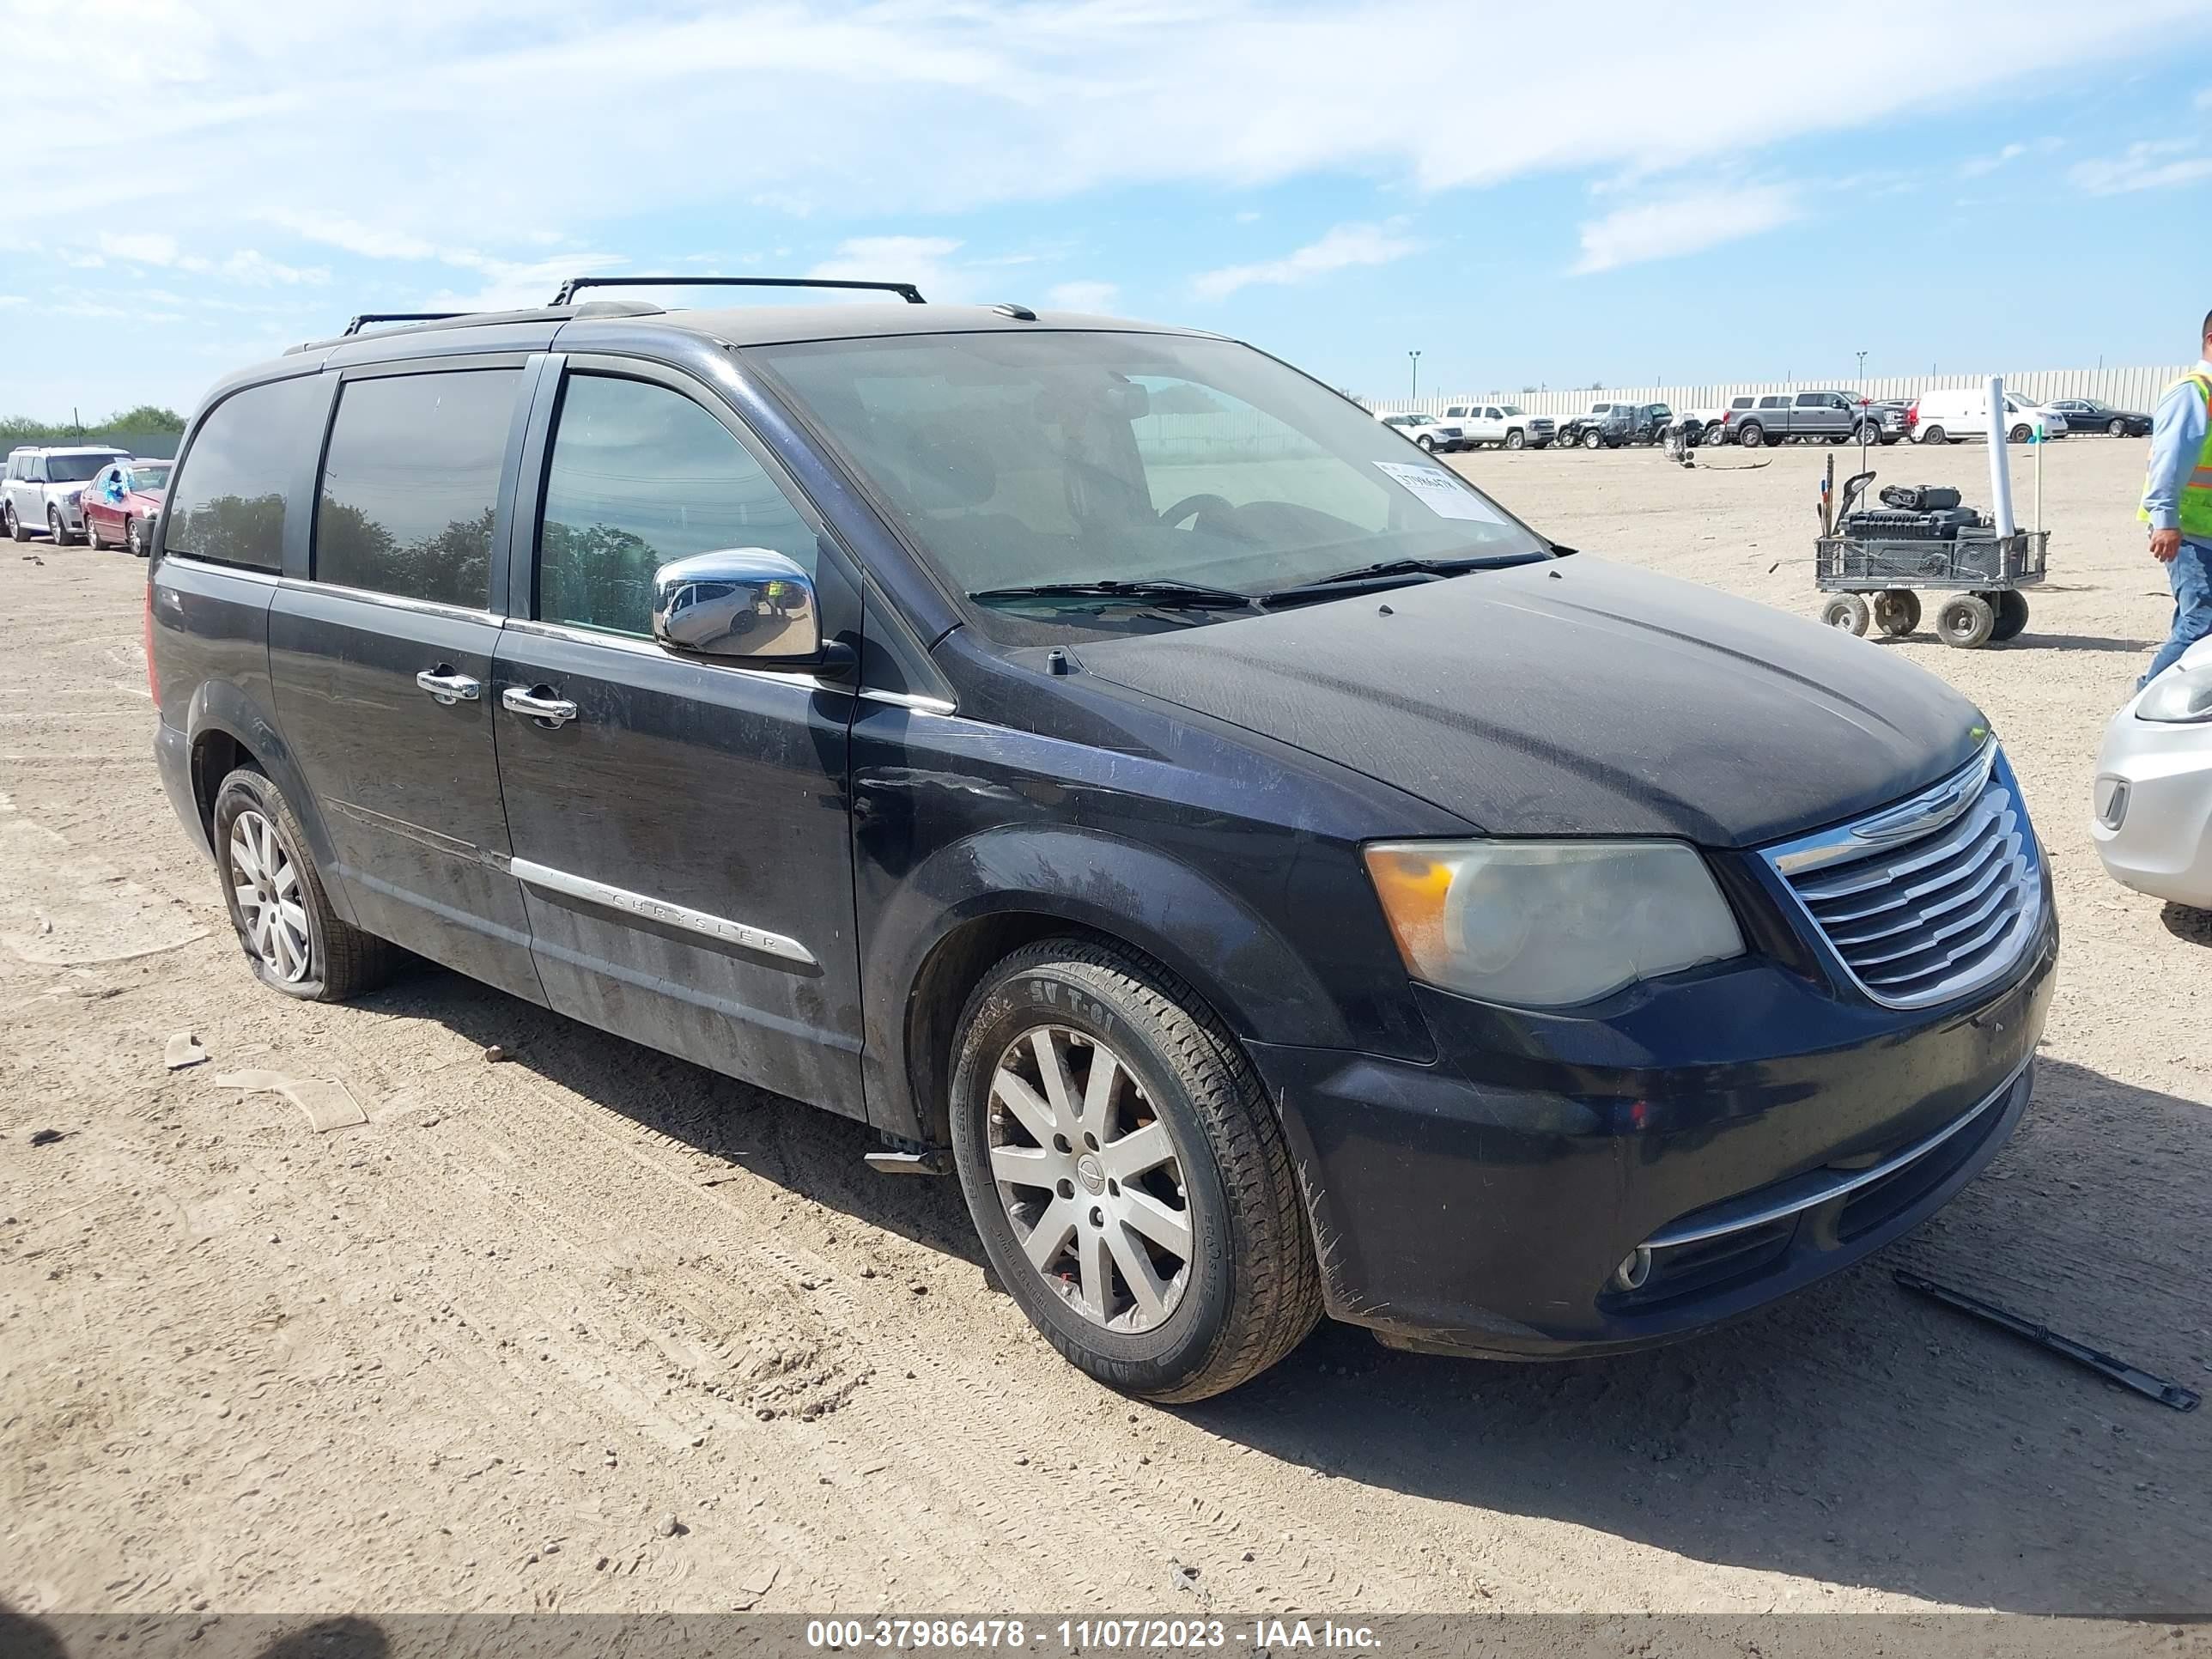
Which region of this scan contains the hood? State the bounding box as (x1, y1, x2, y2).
(1076, 557, 1985, 848)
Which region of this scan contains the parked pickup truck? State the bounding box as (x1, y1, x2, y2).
(1717, 390, 1881, 448)
(1441, 401, 1555, 451)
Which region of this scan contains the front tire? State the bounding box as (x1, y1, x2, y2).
(1416, 434, 1436, 453)
(1820, 593, 1871, 635)
(1505, 429, 1525, 451)
(949, 939, 1322, 1402)
(1936, 593, 1996, 649)
(2108, 417, 2126, 438)
(212, 768, 397, 1000)
(48, 506, 80, 546)
(126, 518, 146, 558)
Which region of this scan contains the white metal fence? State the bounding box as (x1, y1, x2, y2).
(1364, 366, 2194, 420)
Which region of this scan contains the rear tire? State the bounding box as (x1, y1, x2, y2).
(1990, 589, 2030, 641)
(211, 768, 398, 1001)
(1738, 422, 1765, 448)
(1873, 589, 1922, 636)
(949, 938, 1322, 1402)
(5, 504, 23, 543)
(1820, 593, 1872, 635)
(1936, 593, 1996, 649)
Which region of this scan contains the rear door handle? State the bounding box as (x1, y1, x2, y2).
(416, 666, 481, 705)
(501, 685, 580, 729)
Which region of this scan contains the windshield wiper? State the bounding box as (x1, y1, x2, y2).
(1259, 551, 1545, 607)
(969, 579, 1256, 611)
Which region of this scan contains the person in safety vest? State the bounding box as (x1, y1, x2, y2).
(2138, 308, 2212, 686)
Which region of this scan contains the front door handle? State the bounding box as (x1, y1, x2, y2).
(416, 665, 481, 705)
(501, 685, 580, 729)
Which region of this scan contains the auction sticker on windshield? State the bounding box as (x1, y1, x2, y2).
(1375, 460, 1506, 523)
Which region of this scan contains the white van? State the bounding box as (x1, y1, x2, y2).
(1908, 388, 2067, 446)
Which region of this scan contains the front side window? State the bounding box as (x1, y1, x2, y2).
(166, 376, 327, 570)
(537, 374, 814, 637)
(754, 330, 1545, 641)
(314, 368, 519, 608)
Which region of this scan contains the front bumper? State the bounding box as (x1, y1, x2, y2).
(2093, 698, 2212, 908)
(1246, 903, 2057, 1360)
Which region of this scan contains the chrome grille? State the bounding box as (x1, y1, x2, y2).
(1765, 745, 2043, 1009)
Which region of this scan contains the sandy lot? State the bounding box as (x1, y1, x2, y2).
(2, 434, 2207, 1620)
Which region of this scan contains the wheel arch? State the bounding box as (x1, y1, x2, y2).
(868, 827, 1352, 1146)
(183, 682, 360, 927)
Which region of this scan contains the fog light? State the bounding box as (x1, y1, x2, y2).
(2094, 776, 2129, 830)
(1613, 1246, 1653, 1292)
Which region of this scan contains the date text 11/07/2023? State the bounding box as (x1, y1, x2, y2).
(803, 1617, 1382, 1650)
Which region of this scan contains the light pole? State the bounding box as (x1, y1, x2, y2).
(1408, 350, 1421, 404)
(1856, 349, 1867, 383)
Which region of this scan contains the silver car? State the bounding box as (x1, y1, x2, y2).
(3, 443, 131, 543)
(2092, 637, 2212, 908)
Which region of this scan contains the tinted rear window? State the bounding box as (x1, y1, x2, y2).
(313, 369, 520, 609)
(165, 377, 326, 570)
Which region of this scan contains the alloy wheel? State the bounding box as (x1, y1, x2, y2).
(986, 1025, 1192, 1334)
(228, 808, 312, 982)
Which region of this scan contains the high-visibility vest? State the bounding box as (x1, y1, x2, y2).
(2139, 370, 2212, 537)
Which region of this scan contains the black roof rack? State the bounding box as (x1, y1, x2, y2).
(548, 275, 926, 307)
(343, 311, 467, 336)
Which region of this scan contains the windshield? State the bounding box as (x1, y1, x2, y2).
(49, 453, 125, 483)
(1498, 405, 1523, 416)
(755, 331, 1547, 638)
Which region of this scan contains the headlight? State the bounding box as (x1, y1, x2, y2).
(2137, 665, 2212, 723)
(1364, 839, 1745, 1008)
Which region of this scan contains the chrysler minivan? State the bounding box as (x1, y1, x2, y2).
(148, 285, 2057, 1399)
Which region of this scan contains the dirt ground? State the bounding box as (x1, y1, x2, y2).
(2, 434, 2207, 1620)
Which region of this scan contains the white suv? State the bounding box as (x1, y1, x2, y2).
(1442, 402, 1555, 451)
(1374, 411, 1468, 453)
(3, 444, 131, 543)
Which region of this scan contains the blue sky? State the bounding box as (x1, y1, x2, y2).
(6, 0, 2212, 421)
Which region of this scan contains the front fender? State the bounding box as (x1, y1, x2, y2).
(863, 823, 1356, 1143)
(184, 680, 359, 927)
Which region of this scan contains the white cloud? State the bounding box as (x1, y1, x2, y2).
(99, 232, 179, 265)
(2197, 85, 2212, 110)
(1570, 184, 1802, 275)
(1960, 142, 2027, 178)
(1193, 222, 1420, 299)
(0, 295, 26, 308)
(2069, 138, 2212, 194)
(1046, 280, 1121, 312)
(9, 1, 2203, 252)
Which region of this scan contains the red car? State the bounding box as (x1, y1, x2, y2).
(82, 458, 171, 556)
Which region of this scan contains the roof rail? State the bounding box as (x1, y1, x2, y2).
(343, 311, 467, 336)
(548, 275, 926, 307)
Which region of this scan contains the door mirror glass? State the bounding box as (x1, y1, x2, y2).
(651, 549, 821, 662)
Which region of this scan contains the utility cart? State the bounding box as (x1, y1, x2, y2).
(1811, 465, 2049, 648)
(1815, 525, 2049, 647)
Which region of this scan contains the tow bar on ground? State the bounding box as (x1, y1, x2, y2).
(1894, 1270, 2200, 1413)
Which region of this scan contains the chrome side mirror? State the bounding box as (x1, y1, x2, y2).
(650, 549, 822, 664)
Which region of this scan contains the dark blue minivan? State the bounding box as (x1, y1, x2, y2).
(148, 287, 2057, 1399)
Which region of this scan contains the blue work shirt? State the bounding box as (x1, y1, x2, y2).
(2142, 356, 2212, 536)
